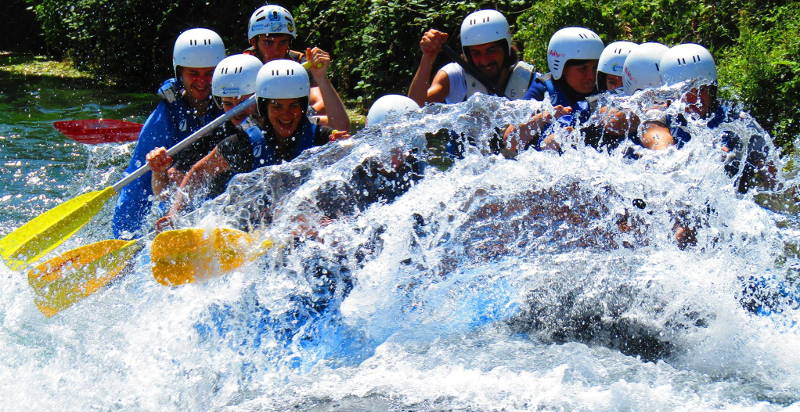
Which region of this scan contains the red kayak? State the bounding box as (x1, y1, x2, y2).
(53, 119, 143, 144)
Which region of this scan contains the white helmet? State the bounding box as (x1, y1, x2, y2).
(256, 59, 309, 100)
(366, 95, 420, 126)
(547, 27, 604, 80)
(212, 54, 263, 98)
(622, 42, 670, 95)
(172, 28, 226, 76)
(659, 43, 717, 87)
(598, 41, 637, 76)
(460, 10, 513, 56)
(248, 5, 297, 40)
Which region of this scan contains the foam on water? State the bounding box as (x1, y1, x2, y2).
(1, 91, 799, 410)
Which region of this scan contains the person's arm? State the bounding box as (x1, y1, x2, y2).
(113, 101, 174, 238)
(309, 87, 325, 115)
(407, 29, 449, 106)
(306, 47, 350, 132)
(502, 105, 572, 155)
(597, 107, 640, 136)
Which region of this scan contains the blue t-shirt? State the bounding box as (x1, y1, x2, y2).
(112, 80, 223, 239)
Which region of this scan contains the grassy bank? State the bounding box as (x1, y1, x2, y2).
(0, 51, 95, 80)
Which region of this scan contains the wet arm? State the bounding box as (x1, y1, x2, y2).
(307, 48, 350, 132)
(407, 29, 449, 106)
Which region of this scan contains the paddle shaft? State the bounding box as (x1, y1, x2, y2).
(112, 95, 257, 191)
(441, 44, 506, 98)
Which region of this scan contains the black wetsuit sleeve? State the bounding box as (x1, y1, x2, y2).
(217, 131, 256, 174)
(315, 126, 334, 146)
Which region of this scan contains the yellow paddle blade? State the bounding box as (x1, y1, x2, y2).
(152, 228, 272, 286)
(28, 239, 142, 317)
(0, 187, 116, 270)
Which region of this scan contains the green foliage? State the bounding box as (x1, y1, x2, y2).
(718, 3, 800, 151)
(24, 0, 260, 88)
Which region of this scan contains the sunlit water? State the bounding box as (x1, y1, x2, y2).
(1, 74, 799, 410)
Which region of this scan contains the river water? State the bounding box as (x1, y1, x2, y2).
(1, 72, 799, 410)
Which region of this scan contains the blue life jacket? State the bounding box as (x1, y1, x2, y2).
(248, 120, 319, 169)
(112, 78, 222, 239)
(523, 74, 589, 113)
(522, 76, 593, 149)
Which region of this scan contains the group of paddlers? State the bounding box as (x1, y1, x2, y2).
(111, 6, 773, 249)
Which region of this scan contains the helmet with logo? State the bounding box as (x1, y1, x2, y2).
(659, 43, 717, 87)
(212, 54, 263, 98)
(172, 28, 226, 77)
(366, 95, 420, 126)
(598, 41, 637, 77)
(547, 27, 604, 80)
(460, 9, 513, 56)
(622, 42, 670, 95)
(248, 5, 297, 40)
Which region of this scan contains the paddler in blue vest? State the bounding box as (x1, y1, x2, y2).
(145, 53, 263, 205)
(244, 4, 326, 119)
(407, 9, 535, 106)
(502, 27, 605, 153)
(163, 53, 350, 220)
(644, 43, 775, 192)
(112, 28, 225, 240)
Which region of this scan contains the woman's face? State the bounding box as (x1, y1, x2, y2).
(267, 98, 304, 139)
(180, 67, 214, 102)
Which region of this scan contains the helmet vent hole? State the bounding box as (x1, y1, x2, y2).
(272, 11, 278, 20)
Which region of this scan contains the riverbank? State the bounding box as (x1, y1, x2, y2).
(0, 51, 96, 80)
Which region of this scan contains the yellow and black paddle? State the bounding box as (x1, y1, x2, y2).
(27, 226, 272, 317)
(0, 95, 257, 271)
(28, 238, 143, 317)
(151, 227, 274, 286)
